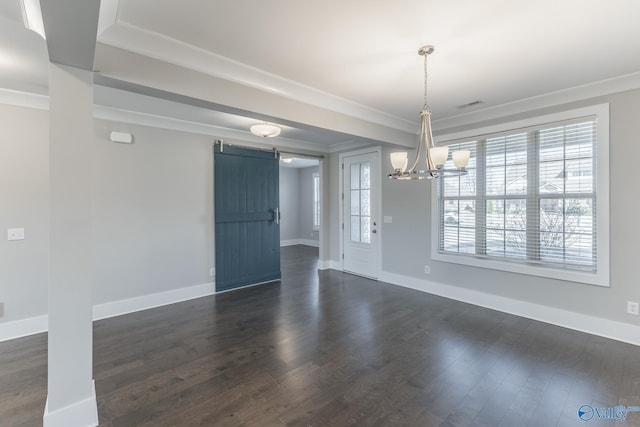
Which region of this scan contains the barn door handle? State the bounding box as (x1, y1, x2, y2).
(274, 207, 280, 224)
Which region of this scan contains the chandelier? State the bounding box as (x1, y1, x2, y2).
(389, 45, 470, 179)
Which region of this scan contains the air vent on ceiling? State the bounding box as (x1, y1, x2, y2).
(456, 100, 483, 109)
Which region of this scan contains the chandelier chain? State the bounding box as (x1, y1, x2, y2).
(423, 50, 429, 110)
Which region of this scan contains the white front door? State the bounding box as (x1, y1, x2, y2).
(342, 151, 380, 279)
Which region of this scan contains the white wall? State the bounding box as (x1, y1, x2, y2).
(0, 104, 49, 323)
(330, 88, 640, 330)
(3, 86, 638, 341)
(328, 154, 341, 264)
(278, 165, 319, 245)
(92, 121, 214, 304)
(278, 167, 300, 242)
(0, 98, 331, 337)
(319, 158, 332, 263)
(298, 166, 319, 242)
(0, 102, 214, 330)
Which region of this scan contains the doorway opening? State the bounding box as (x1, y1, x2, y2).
(278, 157, 321, 259)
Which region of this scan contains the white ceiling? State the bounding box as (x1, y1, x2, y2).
(2, 1, 640, 151)
(114, 0, 640, 121)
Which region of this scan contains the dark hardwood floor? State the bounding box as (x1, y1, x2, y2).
(1, 244, 639, 426)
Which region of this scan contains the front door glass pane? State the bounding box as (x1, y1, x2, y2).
(350, 161, 371, 243)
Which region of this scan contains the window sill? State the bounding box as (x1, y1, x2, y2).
(431, 251, 609, 288)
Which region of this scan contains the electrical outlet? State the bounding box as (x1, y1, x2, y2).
(210, 268, 215, 277)
(424, 266, 430, 275)
(627, 301, 639, 316)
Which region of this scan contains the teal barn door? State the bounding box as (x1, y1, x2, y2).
(214, 145, 281, 292)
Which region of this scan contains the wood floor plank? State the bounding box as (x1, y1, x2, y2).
(1, 245, 639, 426)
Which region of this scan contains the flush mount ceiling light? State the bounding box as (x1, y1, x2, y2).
(281, 157, 293, 163)
(389, 45, 470, 179)
(250, 123, 281, 138)
(19, 0, 46, 39)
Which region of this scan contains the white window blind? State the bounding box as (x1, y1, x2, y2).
(436, 113, 604, 282)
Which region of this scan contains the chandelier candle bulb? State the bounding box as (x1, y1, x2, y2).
(390, 152, 408, 172)
(452, 150, 470, 169)
(430, 147, 449, 167)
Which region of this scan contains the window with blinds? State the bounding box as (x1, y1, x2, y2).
(432, 105, 609, 286)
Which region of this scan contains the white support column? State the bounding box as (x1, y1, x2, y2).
(44, 63, 98, 427)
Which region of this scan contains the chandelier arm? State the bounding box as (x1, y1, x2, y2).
(421, 114, 430, 174)
(422, 47, 437, 177)
(408, 125, 422, 174)
(424, 112, 436, 173)
(420, 110, 439, 177)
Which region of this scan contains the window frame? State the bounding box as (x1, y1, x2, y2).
(430, 104, 610, 287)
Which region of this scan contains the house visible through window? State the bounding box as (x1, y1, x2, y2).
(313, 173, 320, 230)
(432, 105, 609, 286)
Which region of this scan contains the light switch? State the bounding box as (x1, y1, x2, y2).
(8, 228, 25, 241)
(383, 216, 393, 223)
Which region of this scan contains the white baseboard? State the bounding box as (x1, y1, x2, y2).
(0, 314, 48, 342)
(318, 260, 342, 271)
(280, 239, 319, 248)
(93, 282, 215, 321)
(43, 380, 98, 427)
(7, 271, 636, 348)
(379, 270, 640, 347)
(0, 282, 215, 343)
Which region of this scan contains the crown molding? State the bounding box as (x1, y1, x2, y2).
(433, 71, 640, 131)
(0, 88, 48, 110)
(94, 105, 333, 153)
(97, 21, 416, 134)
(97, 0, 120, 36)
(83, 1, 640, 139)
(9, 69, 637, 155)
(0, 87, 335, 154)
(327, 140, 372, 153)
